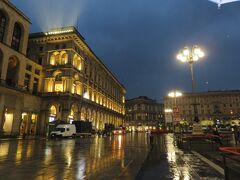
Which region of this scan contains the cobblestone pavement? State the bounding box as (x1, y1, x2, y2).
(0, 134, 149, 180)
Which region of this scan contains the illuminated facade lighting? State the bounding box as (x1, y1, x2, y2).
(45, 29, 74, 36)
(165, 109, 173, 113)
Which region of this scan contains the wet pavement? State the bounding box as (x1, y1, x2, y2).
(0, 133, 234, 180)
(0, 134, 149, 180)
(137, 134, 224, 180)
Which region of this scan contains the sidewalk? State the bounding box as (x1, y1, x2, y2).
(0, 135, 46, 141)
(136, 134, 224, 180)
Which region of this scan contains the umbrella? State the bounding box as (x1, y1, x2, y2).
(208, 0, 240, 8)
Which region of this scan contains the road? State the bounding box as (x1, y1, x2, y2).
(0, 134, 149, 180)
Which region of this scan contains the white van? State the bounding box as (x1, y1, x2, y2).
(50, 124, 76, 138)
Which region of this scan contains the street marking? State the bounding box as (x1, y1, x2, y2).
(116, 159, 134, 178)
(191, 151, 224, 175)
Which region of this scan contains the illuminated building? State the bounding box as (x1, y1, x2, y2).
(125, 96, 164, 132)
(0, 0, 126, 136)
(28, 27, 126, 134)
(164, 90, 240, 126)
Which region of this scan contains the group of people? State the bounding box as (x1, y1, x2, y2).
(210, 126, 240, 146)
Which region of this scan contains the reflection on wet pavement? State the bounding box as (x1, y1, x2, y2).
(138, 134, 224, 180)
(0, 134, 149, 180)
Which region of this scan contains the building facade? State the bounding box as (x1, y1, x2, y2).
(125, 96, 164, 132)
(164, 91, 240, 126)
(0, 0, 43, 136)
(0, 0, 126, 136)
(28, 27, 126, 135)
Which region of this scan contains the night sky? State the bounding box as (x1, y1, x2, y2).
(11, 0, 240, 102)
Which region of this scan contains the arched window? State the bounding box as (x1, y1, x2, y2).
(49, 105, 57, 122)
(50, 105, 57, 115)
(60, 52, 68, 64)
(6, 56, 19, 87)
(73, 54, 82, 70)
(53, 70, 63, 92)
(50, 55, 55, 65)
(0, 11, 7, 42)
(55, 53, 60, 65)
(11, 23, 22, 51)
(50, 52, 61, 65)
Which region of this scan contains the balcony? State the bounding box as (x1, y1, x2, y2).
(0, 79, 39, 96)
(41, 91, 82, 99)
(0, 79, 25, 92)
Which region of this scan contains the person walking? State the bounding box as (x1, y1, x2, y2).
(213, 127, 222, 145)
(237, 126, 240, 144)
(233, 125, 238, 145)
(149, 131, 154, 150)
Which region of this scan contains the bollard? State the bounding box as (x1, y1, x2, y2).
(223, 154, 229, 180)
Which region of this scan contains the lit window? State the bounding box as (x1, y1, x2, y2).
(72, 83, 76, 94)
(50, 55, 55, 65)
(73, 54, 82, 70)
(61, 52, 68, 64)
(55, 81, 63, 92)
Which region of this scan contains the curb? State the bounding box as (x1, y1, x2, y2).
(135, 144, 154, 179)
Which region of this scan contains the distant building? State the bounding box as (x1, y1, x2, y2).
(0, 0, 126, 136)
(125, 96, 164, 132)
(164, 90, 240, 125)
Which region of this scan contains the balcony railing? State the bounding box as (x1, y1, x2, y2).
(0, 79, 39, 96)
(0, 79, 25, 91)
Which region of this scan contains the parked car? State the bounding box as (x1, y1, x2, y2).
(50, 124, 76, 138)
(113, 127, 126, 135)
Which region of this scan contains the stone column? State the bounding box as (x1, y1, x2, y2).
(11, 96, 23, 136)
(11, 108, 21, 136)
(27, 113, 32, 135)
(61, 110, 70, 122)
(38, 110, 48, 136)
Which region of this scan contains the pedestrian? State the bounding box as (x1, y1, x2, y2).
(22, 132, 26, 139)
(149, 131, 154, 149)
(237, 126, 240, 143)
(213, 127, 222, 145)
(233, 125, 238, 145)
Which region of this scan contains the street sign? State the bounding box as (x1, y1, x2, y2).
(192, 123, 204, 135)
(173, 107, 181, 122)
(165, 114, 173, 123)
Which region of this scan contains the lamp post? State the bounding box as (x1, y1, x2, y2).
(176, 46, 205, 122)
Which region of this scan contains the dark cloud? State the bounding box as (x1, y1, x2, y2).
(11, 0, 240, 101)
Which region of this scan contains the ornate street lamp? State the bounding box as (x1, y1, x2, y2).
(176, 46, 205, 122)
(168, 90, 183, 106)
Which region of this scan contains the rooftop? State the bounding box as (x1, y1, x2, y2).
(4, 0, 31, 23)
